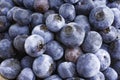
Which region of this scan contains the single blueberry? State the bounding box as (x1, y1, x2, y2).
(44, 74, 62, 80)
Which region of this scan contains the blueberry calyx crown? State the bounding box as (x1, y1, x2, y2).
(95, 9, 105, 21)
(64, 25, 74, 35)
(54, 14, 62, 21)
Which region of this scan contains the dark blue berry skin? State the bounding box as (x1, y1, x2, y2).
(87, 72, 105, 80)
(21, 56, 34, 68)
(49, 0, 64, 12)
(45, 40, 64, 60)
(82, 31, 102, 53)
(0, 58, 21, 79)
(93, 0, 106, 7)
(77, 53, 100, 78)
(58, 62, 77, 79)
(44, 74, 62, 80)
(24, 34, 46, 57)
(101, 43, 109, 52)
(107, 1, 120, 10)
(13, 35, 28, 53)
(13, 8, 31, 25)
(66, 77, 85, 80)
(0, 16, 10, 32)
(7, 7, 19, 22)
(74, 15, 91, 32)
(112, 8, 120, 29)
(0, 8, 10, 16)
(0, 39, 15, 59)
(64, 0, 79, 4)
(60, 22, 85, 47)
(112, 61, 120, 75)
(75, 0, 94, 15)
(32, 24, 54, 43)
(46, 14, 65, 32)
(103, 67, 118, 80)
(23, 0, 34, 10)
(59, 3, 76, 23)
(44, 10, 55, 21)
(17, 68, 36, 80)
(0, 0, 14, 6)
(13, 0, 23, 6)
(34, 0, 49, 13)
(89, 6, 114, 30)
(109, 39, 120, 60)
(8, 24, 29, 39)
(33, 54, 55, 78)
(30, 13, 43, 28)
(94, 49, 111, 71)
(100, 26, 117, 43)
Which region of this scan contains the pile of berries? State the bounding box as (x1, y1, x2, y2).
(0, 0, 120, 80)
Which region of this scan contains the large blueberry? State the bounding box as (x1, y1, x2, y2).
(24, 34, 46, 57)
(33, 54, 55, 78)
(77, 53, 100, 78)
(82, 31, 102, 53)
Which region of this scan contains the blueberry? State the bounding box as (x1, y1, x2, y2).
(89, 6, 114, 30)
(94, 49, 111, 71)
(34, 0, 49, 13)
(74, 15, 91, 32)
(45, 40, 64, 60)
(46, 14, 65, 32)
(82, 31, 102, 53)
(103, 67, 118, 80)
(33, 54, 55, 78)
(93, 0, 107, 7)
(64, 0, 79, 4)
(13, 8, 31, 25)
(99, 26, 117, 43)
(0, 58, 21, 79)
(21, 56, 34, 68)
(8, 24, 29, 39)
(59, 3, 76, 23)
(32, 24, 54, 43)
(23, 0, 34, 10)
(60, 22, 85, 47)
(101, 43, 109, 51)
(44, 74, 62, 80)
(0, 16, 10, 32)
(30, 13, 43, 28)
(112, 8, 120, 29)
(65, 47, 83, 63)
(7, 7, 19, 22)
(24, 34, 45, 57)
(0, 39, 15, 59)
(109, 39, 120, 60)
(87, 72, 105, 80)
(13, 35, 28, 53)
(107, 1, 120, 10)
(77, 53, 100, 78)
(17, 68, 35, 80)
(0, 0, 14, 9)
(75, 0, 94, 15)
(0, 8, 9, 16)
(58, 62, 77, 79)
(49, 0, 64, 11)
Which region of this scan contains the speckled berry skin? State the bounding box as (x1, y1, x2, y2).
(44, 74, 62, 80)
(58, 62, 77, 79)
(59, 3, 76, 23)
(103, 67, 118, 80)
(60, 22, 85, 47)
(94, 49, 111, 71)
(45, 40, 64, 60)
(0, 39, 15, 59)
(65, 47, 83, 63)
(0, 58, 21, 79)
(82, 31, 102, 53)
(32, 24, 54, 43)
(17, 68, 35, 80)
(89, 6, 114, 30)
(24, 34, 46, 57)
(46, 14, 65, 32)
(77, 53, 100, 78)
(33, 54, 55, 78)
